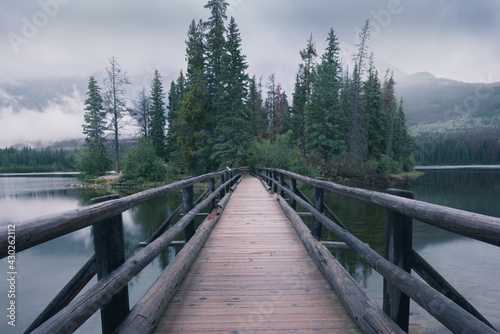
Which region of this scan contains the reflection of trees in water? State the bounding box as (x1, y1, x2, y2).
(412, 169, 500, 217)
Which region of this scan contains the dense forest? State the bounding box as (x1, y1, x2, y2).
(0, 146, 77, 173)
(5, 1, 417, 179)
(162, 1, 413, 178)
(414, 130, 500, 165)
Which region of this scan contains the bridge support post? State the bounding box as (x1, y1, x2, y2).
(289, 177, 297, 210)
(225, 171, 231, 193)
(220, 173, 226, 199)
(272, 171, 278, 193)
(183, 183, 195, 242)
(209, 177, 216, 211)
(90, 194, 129, 334)
(279, 172, 285, 197)
(312, 178, 325, 240)
(383, 189, 414, 332)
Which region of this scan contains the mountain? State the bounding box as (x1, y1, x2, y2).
(394, 72, 500, 135)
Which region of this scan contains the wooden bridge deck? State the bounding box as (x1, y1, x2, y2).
(153, 175, 361, 333)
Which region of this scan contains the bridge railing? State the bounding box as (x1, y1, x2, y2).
(255, 167, 500, 334)
(0, 168, 242, 334)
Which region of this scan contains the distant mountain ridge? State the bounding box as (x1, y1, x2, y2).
(394, 72, 500, 135)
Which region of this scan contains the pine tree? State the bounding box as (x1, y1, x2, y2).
(166, 71, 186, 163)
(103, 56, 131, 173)
(131, 87, 150, 139)
(149, 69, 167, 159)
(348, 21, 371, 165)
(291, 34, 317, 147)
(212, 16, 251, 166)
(80, 76, 109, 175)
(305, 28, 344, 160)
(383, 71, 398, 157)
(248, 75, 267, 139)
(393, 97, 413, 170)
(204, 0, 228, 137)
(364, 57, 386, 158)
(177, 19, 212, 172)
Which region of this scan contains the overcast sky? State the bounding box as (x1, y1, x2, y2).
(1, 0, 499, 146)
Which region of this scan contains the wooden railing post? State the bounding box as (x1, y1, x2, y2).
(383, 189, 414, 332)
(183, 181, 195, 242)
(272, 171, 278, 193)
(289, 177, 297, 210)
(312, 178, 325, 240)
(209, 177, 216, 211)
(225, 170, 231, 193)
(266, 170, 272, 187)
(220, 172, 226, 199)
(90, 194, 129, 334)
(279, 172, 285, 197)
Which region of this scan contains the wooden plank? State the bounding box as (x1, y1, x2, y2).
(270, 171, 499, 334)
(154, 175, 360, 334)
(31, 176, 238, 334)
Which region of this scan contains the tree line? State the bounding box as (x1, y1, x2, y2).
(0, 146, 76, 173)
(414, 130, 500, 165)
(165, 2, 413, 177)
(79, 0, 413, 181)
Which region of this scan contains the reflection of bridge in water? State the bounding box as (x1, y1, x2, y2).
(2, 168, 499, 333)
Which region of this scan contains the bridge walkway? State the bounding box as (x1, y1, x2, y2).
(153, 174, 361, 333)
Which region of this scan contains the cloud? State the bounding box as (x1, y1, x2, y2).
(1, 0, 499, 147)
(0, 86, 84, 147)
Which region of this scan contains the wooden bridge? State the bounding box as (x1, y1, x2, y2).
(1, 168, 500, 333)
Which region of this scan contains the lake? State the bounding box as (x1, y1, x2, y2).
(1, 168, 499, 333)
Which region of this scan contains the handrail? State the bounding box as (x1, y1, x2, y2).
(31, 173, 241, 333)
(262, 168, 500, 247)
(256, 168, 499, 334)
(0, 170, 228, 258)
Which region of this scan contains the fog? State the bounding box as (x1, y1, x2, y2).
(1, 0, 499, 146)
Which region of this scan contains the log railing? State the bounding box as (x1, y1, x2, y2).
(0, 168, 242, 334)
(255, 167, 500, 334)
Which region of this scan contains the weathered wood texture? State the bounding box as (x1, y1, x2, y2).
(31, 176, 239, 334)
(153, 175, 361, 334)
(0, 170, 230, 258)
(90, 194, 129, 334)
(261, 171, 498, 334)
(383, 189, 413, 332)
(261, 168, 500, 247)
(277, 194, 404, 334)
(115, 192, 233, 333)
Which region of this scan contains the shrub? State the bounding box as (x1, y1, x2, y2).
(123, 139, 167, 182)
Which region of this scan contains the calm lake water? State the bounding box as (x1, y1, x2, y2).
(1, 168, 499, 333)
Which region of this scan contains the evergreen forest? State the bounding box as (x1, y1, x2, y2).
(3, 1, 420, 179)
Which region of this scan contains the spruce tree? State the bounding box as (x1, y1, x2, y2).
(213, 16, 251, 166)
(166, 71, 185, 163)
(348, 21, 371, 165)
(80, 76, 109, 175)
(131, 87, 150, 139)
(248, 75, 267, 139)
(178, 19, 212, 172)
(149, 69, 167, 159)
(364, 58, 386, 158)
(393, 97, 413, 170)
(204, 0, 228, 152)
(291, 34, 317, 147)
(305, 28, 344, 160)
(383, 71, 398, 157)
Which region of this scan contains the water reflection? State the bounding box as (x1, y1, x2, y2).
(311, 168, 500, 331)
(0, 176, 190, 334)
(1, 171, 499, 333)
